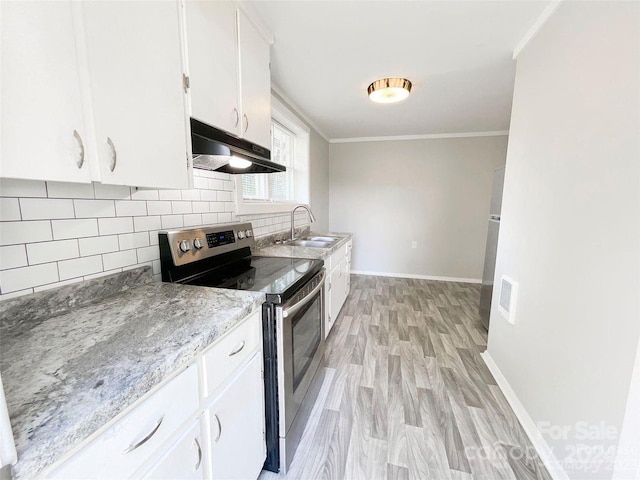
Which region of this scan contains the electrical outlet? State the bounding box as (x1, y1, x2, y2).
(411, 240, 417, 249)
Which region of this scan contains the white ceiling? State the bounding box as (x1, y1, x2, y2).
(251, 1, 550, 140)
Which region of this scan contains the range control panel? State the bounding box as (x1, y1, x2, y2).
(159, 222, 255, 267)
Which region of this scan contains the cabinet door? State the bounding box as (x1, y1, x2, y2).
(139, 422, 204, 480)
(185, 1, 241, 137)
(208, 354, 265, 480)
(237, 10, 271, 149)
(0, 1, 92, 183)
(329, 259, 347, 327)
(81, 1, 190, 189)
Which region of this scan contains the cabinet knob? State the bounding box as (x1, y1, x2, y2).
(243, 114, 249, 133)
(107, 137, 117, 172)
(73, 130, 85, 169)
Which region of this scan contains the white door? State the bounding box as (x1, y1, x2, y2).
(237, 11, 271, 149)
(208, 354, 265, 480)
(81, 1, 190, 189)
(329, 258, 347, 324)
(185, 1, 241, 137)
(0, 1, 92, 183)
(140, 422, 204, 480)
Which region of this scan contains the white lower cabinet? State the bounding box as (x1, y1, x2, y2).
(138, 422, 204, 480)
(44, 309, 266, 480)
(325, 239, 353, 338)
(205, 354, 266, 480)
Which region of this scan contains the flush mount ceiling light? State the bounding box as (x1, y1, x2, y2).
(367, 77, 412, 104)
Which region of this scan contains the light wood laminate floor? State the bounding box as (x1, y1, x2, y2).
(260, 275, 551, 480)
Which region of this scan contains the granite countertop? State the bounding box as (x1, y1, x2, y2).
(0, 267, 265, 479)
(254, 231, 352, 261)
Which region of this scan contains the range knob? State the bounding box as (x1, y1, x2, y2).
(237, 231, 246, 239)
(193, 238, 204, 250)
(245, 229, 253, 238)
(178, 239, 192, 253)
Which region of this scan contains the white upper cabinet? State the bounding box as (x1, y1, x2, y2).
(238, 10, 272, 149)
(81, 1, 191, 189)
(1, 1, 191, 189)
(0, 1, 93, 183)
(186, 1, 240, 137)
(185, 2, 272, 149)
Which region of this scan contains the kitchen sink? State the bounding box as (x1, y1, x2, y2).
(285, 239, 334, 248)
(299, 235, 339, 242)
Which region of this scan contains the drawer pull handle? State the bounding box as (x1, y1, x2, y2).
(194, 438, 202, 470)
(214, 414, 222, 442)
(229, 340, 245, 356)
(73, 130, 85, 169)
(122, 416, 164, 454)
(107, 137, 117, 172)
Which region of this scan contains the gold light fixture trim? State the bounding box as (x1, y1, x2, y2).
(367, 77, 412, 103)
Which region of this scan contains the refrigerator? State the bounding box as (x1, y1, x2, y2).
(479, 166, 505, 330)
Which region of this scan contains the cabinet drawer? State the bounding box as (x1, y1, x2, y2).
(47, 365, 199, 479)
(201, 310, 261, 398)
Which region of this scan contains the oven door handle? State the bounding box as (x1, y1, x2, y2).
(282, 271, 325, 319)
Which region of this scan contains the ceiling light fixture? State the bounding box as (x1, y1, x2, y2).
(367, 77, 412, 104)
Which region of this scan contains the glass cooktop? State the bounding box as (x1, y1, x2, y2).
(184, 256, 323, 303)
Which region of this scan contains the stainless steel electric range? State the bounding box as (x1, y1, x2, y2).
(159, 223, 325, 474)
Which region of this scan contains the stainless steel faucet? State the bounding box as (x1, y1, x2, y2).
(291, 205, 316, 240)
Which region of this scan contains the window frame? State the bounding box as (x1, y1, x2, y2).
(235, 95, 310, 215)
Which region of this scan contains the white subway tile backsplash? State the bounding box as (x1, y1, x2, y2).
(0, 245, 28, 270)
(20, 198, 75, 220)
(94, 183, 131, 200)
(130, 188, 159, 201)
(1, 221, 52, 246)
(115, 200, 147, 217)
(1, 198, 21, 221)
(0, 175, 311, 297)
(0, 263, 59, 293)
(192, 202, 209, 213)
(202, 213, 218, 224)
(183, 214, 202, 227)
(0, 179, 47, 198)
(27, 239, 79, 264)
(147, 201, 172, 215)
(136, 245, 159, 263)
(118, 232, 149, 250)
(103, 249, 137, 270)
(52, 219, 98, 240)
(208, 179, 223, 190)
(171, 201, 192, 214)
(199, 190, 217, 201)
(161, 215, 183, 229)
(58, 255, 103, 280)
(98, 217, 133, 235)
(74, 199, 116, 218)
(47, 182, 94, 199)
(181, 189, 201, 201)
(34, 277, 83, 292)
(79, 235, 119, 256)
(158, 190, 181, 201)
(218, 212, 232, 223)
(134, 216, 162, 232)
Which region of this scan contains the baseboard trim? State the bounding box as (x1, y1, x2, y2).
(350, 270, 481, 284)
(480, 351, 569, 480)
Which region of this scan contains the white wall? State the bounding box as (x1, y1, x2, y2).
(329, 136, 507, 281)
(487, 2, 640, 479)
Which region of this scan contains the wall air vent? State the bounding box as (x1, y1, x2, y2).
(498, 275, 518, 325)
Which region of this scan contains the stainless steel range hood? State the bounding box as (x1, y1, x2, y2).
(190, 118, 285, 174)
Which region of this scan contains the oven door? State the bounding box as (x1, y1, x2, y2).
(276, 270, 325, 437)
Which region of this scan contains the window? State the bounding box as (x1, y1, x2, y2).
(235, 96, 310, 215)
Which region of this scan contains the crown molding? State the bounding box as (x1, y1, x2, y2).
(513, 1, 563, 59)
(271, 84, 330, 142)
(329, 130, 509, 144)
